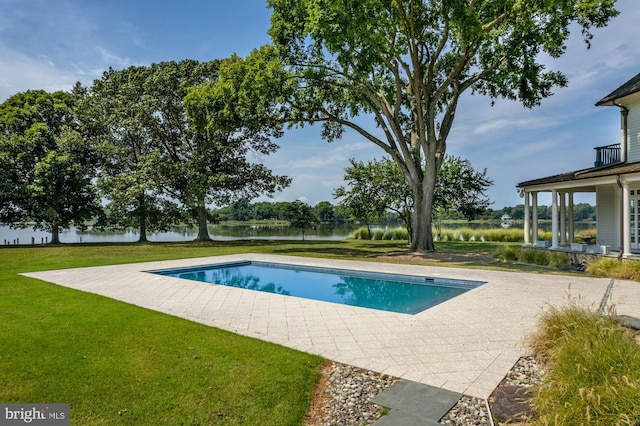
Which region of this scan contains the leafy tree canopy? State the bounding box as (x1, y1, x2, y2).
(0, 89, 100, 243)
(268, 0, 618, 252)
(184, 46, 293, 239)
(335, 155, 492, 241)
(284, 200, 320, 240)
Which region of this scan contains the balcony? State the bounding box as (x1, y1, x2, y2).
(594, 143, 621, 167)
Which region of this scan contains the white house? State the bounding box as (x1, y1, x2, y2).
(517, 72, 640, 257)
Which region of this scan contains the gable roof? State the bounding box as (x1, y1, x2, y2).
(596, 72, 640, 106)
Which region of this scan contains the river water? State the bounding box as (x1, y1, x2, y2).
(1, 221, 594, 246)
(0, 223, 360, 245)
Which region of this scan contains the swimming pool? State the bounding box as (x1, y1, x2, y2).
(148, 261, 484, 314)
(149, 261, 484, 314)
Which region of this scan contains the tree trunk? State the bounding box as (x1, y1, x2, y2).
(195, 201, 211, 241)
(410, 168, 437, 253)
(138, 220, 148, 242)
(50, 224, 61, 244)
(138, 194, 148, 243)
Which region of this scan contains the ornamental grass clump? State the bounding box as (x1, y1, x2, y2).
(587, 258, 640, 281)
(520, 248, 550, 266)
(493, 245, 519, 261)
(528, 303, 640, 425)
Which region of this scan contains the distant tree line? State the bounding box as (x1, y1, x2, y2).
(214, 199, 347, 223)
(474, 203, 596, 222)
(212, 200, 597, 225)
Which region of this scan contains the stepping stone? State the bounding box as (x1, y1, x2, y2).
(491, 385, 535, 423)
(615, 315, 640, 330)
(371, 380, 462, 424)
(372, 409, 441, 426)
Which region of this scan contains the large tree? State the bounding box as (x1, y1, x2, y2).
(89, 63, 205, 242)
(0, 90, 100, 244)
(268, 0, 618, 252)
(183, 46, 292, 240)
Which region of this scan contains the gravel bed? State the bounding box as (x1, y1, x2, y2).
(305, 357, 545, 426)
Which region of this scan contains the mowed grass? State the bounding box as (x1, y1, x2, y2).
(0, 242, 333, 425)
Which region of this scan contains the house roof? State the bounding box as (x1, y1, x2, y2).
(517, 161, 640, 188)
(596, 72, 640, 106)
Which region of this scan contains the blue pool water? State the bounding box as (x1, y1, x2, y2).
(150, 261, 484, 314)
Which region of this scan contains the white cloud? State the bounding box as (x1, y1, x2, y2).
(0, 44, 78, 101)
(95, 47, 132, 70)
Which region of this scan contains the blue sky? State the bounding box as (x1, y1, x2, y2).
(1, 0, 639, 209)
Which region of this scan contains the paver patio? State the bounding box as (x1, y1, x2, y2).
(22, 253, 637, 399)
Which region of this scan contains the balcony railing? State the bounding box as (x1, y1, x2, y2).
(594, 143, 621, 167)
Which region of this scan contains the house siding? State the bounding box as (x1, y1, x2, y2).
(627, 103, 640, 163)
(596, 185, 619, 249)
(624, 93, 640, 163)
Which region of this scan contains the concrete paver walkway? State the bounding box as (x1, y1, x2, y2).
(22, 254, 637, 399)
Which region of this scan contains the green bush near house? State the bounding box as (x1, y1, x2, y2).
(520, 248, 550, 266)
(587, 258, 640, 281)
(492, 245, 519, 261)
(547, 252, 570, 268)
(494, 247, 571, 269)
(528, 303, 640, 425)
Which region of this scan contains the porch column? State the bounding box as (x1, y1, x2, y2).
(532, 192, 539, 244)
(568, 192, 575, 244)
(551, 189, 559, 248)
(560, 192, 566, 245)
(524, 191, 531, 244)
(622, 180, 632, 257)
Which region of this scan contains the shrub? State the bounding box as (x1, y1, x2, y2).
(493, 245, 519, 261)
(383, 228, 408, 240)
(520, 248, 549, 266)
(371, 229, 386, 240)
(528, 303, 640, 425)
(458, 228, 473, 242)
(351, 227, 408, 241)
(547, 252, 569, 268)
(587, 258, 640, 281)
(539, 231, 553, 241)
(352, 226, 371, 240)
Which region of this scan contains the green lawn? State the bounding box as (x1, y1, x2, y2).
(0, 239, 545, 425)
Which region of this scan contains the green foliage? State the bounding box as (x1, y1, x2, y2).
(528, 303, 640, 425)
(493, 245, 519, 261)
(334, 158, 403, 228)
(0, 89, 100, 243)
(435, 156, 493, 220)
(548, 252, 570, 268)
(351, 226, 408, 241)
(337, 156, 492, 246)
(90, 62, 196, 240)
(383, 228, 408, 241)
(284, 200, 320, 240)
(587, 258, 640, 281)
(268, 0, 617, 252)
(352, 226, 371, 240)
(520, 248, 551, 266)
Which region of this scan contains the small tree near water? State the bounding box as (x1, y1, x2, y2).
(285, 200, 320, 240)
